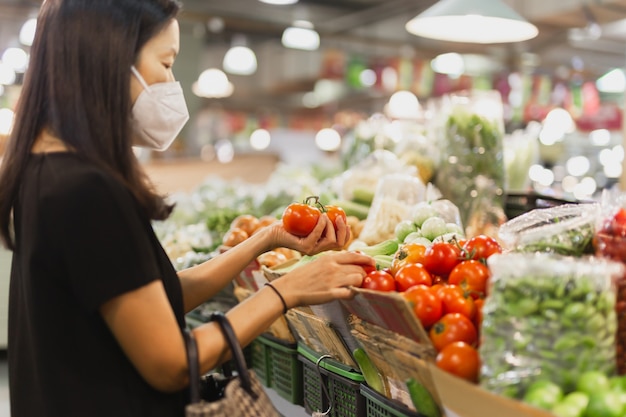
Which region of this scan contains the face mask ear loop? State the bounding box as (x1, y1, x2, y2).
(130, 66, 151, 92)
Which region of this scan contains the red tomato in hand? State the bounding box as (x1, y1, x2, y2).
(429, 313, 478, 351)
(437, 285, 476, 320)
(448, 260, 491, 299)
(404, 285, 443, 329)
(282, 203, 320, 237)
(436, 341, 480, 382)
(325, 205, 347, 231)
(462, 235, 502, 262)
(361, 270, 396, 292)
(394, 263, 432, 292)
(422, 242, 462, 277)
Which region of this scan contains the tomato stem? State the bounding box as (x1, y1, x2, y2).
(304, 195, 326, 212)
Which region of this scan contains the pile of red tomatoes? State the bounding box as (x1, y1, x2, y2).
(359, 234, 502, 382)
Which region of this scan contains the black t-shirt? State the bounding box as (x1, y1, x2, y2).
(9, 152, 187, 417)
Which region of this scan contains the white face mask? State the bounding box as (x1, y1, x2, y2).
(130, 66, 189, 151)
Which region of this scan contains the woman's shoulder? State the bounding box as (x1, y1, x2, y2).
(31, 152, 132, 205)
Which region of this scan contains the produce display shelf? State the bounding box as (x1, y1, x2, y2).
(360, 384, 422, 417)
(298, 343, 366, 417)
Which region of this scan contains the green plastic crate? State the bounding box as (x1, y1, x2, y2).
(298, 343, 366, 417)
(300, 354, 329, 415)
(360, 384, 421, 417)
(250, 337, 271, 386)
(264, 334, 303, 406)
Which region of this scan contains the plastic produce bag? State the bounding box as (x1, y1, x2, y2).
(503, 124, 540, 192)
(480, 253, 622, 398)
(498, 203, 599, 257)
(358, 173, 426, 245)
(336, 149, 417, 204)
(433, 90, 506, 237)
(593, 187, 626, 374)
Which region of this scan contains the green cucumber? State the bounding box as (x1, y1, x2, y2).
(359, 239, 399, 257)
(406, 377, 441, 417)
(373, 254, 394, 270)
(352, 188, 375, 205)
(353, 348, 385, 395)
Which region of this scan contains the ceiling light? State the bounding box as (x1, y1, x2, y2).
(223, 35, 257, 75)
(315, 128, 341, 152)
(258, 0, 298, 4)
(0, 62, 16, 85)
(19, 18, 37, 47)
(596, 68, 625, 93)
(0, 108, 15, 135)
(193, 68, 234, 98)
(250, 129, 271, 150)
(281, 20, 320, 51)
(386, 90, 420, 120)
(430, 52, 464, 77)
(405, 0, 539, 44)
(2, 47, 29, 73)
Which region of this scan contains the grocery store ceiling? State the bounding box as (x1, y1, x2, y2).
(178, 0, 626, 72)
(3, 0, 626, 112)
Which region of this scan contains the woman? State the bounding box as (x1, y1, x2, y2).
(0, 1, 373, 416)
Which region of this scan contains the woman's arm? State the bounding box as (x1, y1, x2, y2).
(177, 213, 353, 312)
(100, 250, 372, 393)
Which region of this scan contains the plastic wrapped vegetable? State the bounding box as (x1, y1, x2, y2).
(336, 149, 417, 205)
(480, 253, 622, 398)
(498, 203, 599, 257)
(358, 173, 426, 245)
(433, 90, 506, 237)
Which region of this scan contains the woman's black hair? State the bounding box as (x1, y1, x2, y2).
(0, 0, 181, 250)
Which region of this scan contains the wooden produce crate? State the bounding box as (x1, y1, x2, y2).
(341, 287, 434, 348)
(285, 308, 357, 369)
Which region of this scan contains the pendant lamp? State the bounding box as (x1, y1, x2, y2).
(405, 0, 538, 44)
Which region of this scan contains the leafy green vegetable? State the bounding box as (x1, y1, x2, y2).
(434, 105, 506, 229)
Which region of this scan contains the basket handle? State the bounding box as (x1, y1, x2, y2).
(183, 328, 201, 404)
(184, 312, 256, 403)
(209, 311, 256, 397)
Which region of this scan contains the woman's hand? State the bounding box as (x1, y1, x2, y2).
(269, 250, 374, 308)
(263, 213, 350, 256)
